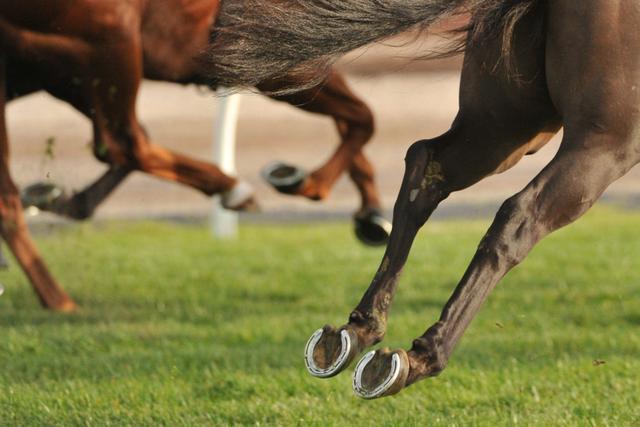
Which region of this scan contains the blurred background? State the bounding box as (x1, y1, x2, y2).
(8, 34, 640, 225)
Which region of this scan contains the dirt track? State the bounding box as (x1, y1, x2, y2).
(7, 46, 640, 223)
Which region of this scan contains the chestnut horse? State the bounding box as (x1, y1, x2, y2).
(0, 0, 392, 309)
(208, 0, 640, 398)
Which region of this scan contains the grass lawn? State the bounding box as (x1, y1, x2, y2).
(1, 207, 639, 425)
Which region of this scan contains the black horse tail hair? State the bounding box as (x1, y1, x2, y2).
(203, 0, 541, 93)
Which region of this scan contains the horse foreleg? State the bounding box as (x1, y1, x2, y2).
(86, 28, 256, 211)
(0, 54, 75, 311)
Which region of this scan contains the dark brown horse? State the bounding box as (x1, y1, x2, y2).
(207, 0, 640, 398)
(0, 0, 392, 309)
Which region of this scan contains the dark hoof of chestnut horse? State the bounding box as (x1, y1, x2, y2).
(354, 209, 392, 246)
(305, 325, 360, 378)
(20, 182, 66, 212)
(353, 348, 409, 399)
(261, 161, 307, 195)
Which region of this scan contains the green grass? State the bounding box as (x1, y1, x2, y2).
(1, 207, 639, 426)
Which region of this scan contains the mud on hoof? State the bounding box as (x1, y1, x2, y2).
(353, 348, 409, 399)
(20, 182, 66, 213)
(354, 208, 392, 247)
(305, 325, 360, 378)
(261, 161, 307, 195)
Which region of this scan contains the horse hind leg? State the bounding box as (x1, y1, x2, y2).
(353, 0, 640, 397)
(259, 71, 390, 245)
(357, 127, 639, 398)
(304, 112, 559, 380)
(306, 8, 560, 382)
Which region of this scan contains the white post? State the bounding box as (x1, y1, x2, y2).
(211, 90, 242, 238)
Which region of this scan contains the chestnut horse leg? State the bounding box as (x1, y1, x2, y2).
(1, 14, 255, 212)
(304, 9, 561, 379)
(0, 54, 76, 310)
(259, 71, 389, 244)
(259, 72, 377, 204)
(86, 31, 256, 210)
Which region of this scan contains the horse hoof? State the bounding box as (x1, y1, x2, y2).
(354, 209, 392, 247)
(261, 161, 307, 195)
(221, 181, 259, 212)
(20, 182, 66, 211)
(353, 348, 409, 399)
(50, 299, 78, 313)
(305, 325, 360, 378)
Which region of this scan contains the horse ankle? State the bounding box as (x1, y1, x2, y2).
(348, 309, 386, 346)
(406, 326, 449, 383)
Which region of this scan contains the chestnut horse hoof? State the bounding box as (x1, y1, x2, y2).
(353, 348, 409, 399)
(21, 182, 66, 211)
(305, 325, 360, 378)
(354, 209, 392, 246)
(261, 161, 307, 195)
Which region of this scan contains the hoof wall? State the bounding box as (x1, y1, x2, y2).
(21, 182, 65, 211)
(305, 325, 359, 378)
(354, 209, 392, 247)
(221, 181, 259, 212)
(353, 348, 409, 399)
(261, 161, 307, 195)
(49, 298, 78, 313)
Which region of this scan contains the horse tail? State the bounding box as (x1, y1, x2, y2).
(204, 0, 541, 92)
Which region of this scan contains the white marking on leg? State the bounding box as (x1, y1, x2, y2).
(221, 180, 253, 209)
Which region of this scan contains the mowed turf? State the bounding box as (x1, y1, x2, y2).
(1, 208, 639, 425)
